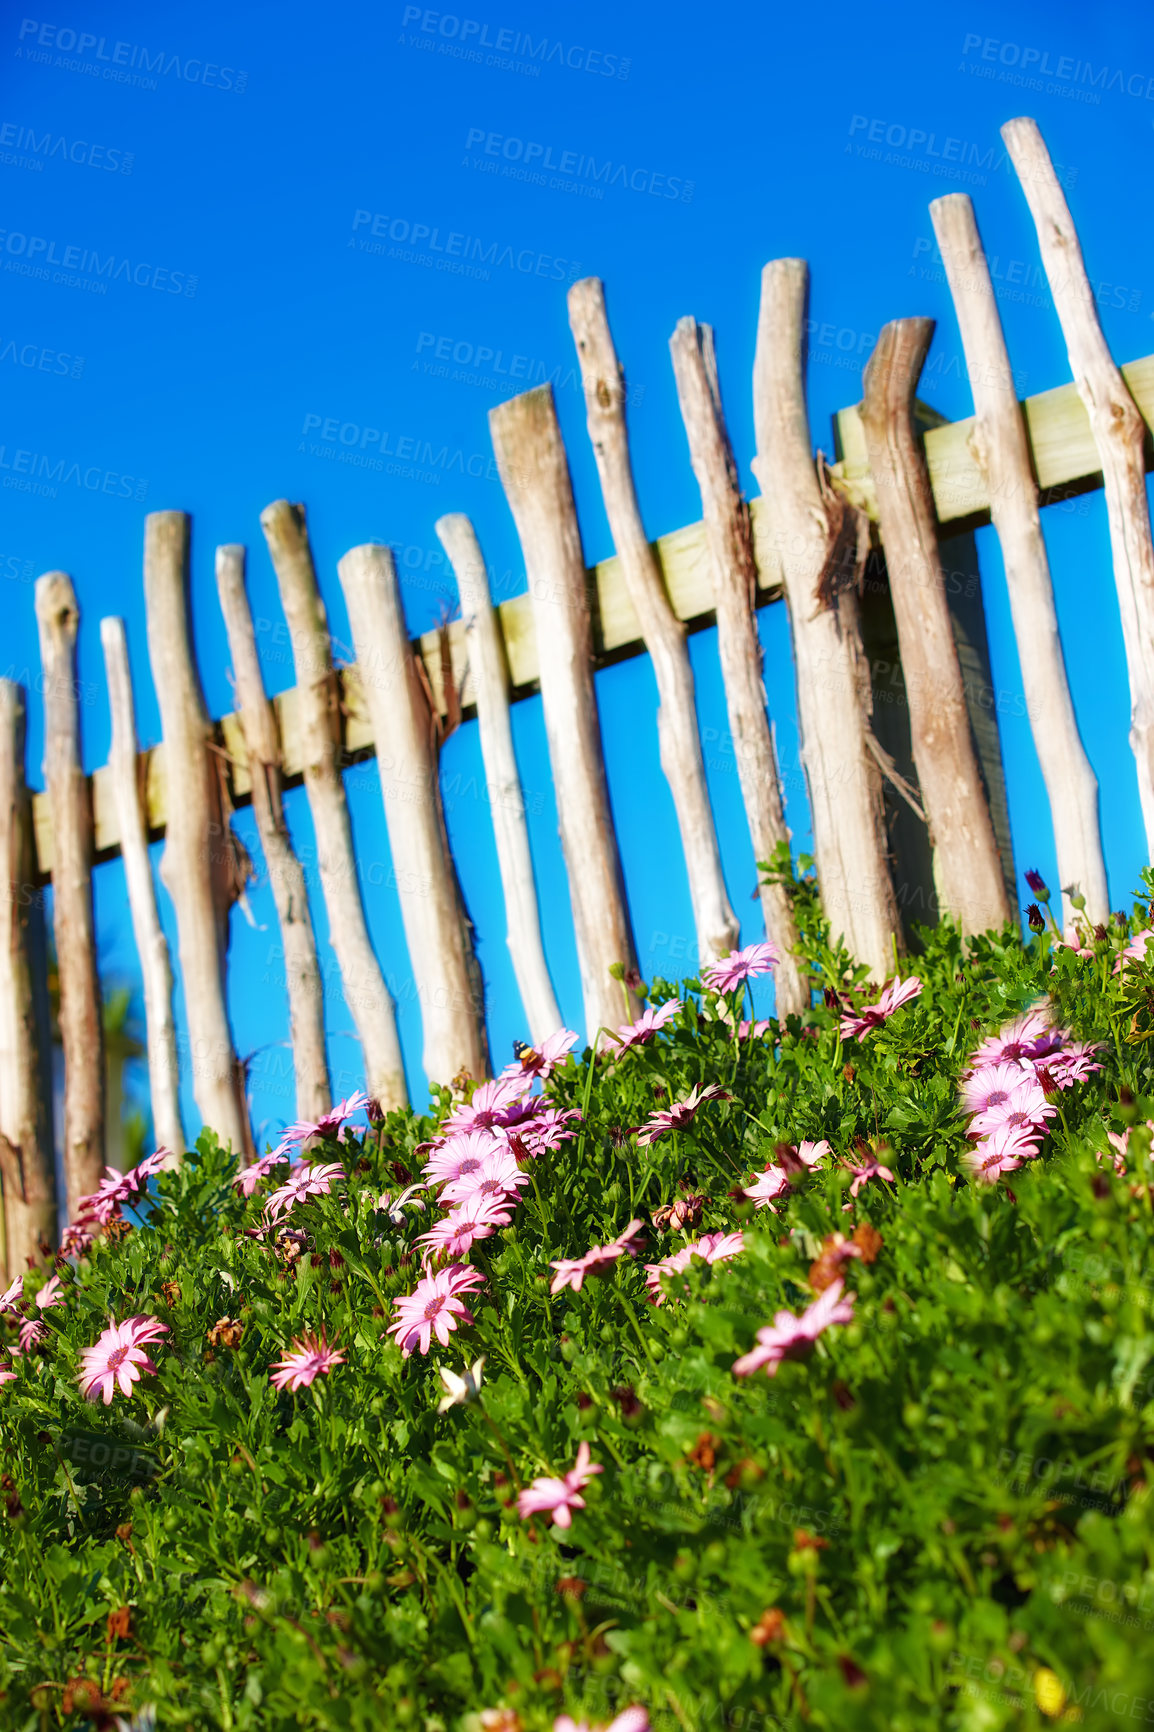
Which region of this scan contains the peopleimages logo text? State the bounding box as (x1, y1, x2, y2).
(0, 229, 197, 295)
(961, 33, 1154, 100)
(464, 127, 694, 201)
(399, 8, 629, 78)
(16, 19, 247, 91)
(0, 121, 133, 172)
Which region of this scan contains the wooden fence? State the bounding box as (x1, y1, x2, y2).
(2, 116, 1152, 1277)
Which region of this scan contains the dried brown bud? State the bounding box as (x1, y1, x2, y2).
(750, 1607, 786, 1646)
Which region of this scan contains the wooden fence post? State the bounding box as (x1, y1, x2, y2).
(751, 260, 901, 977)
(1001, 115, 1154, 859)
(100, 619, 185, 1160)
(34, 573, 105, 1216)
(338, 542, 489, 1088)
(215, 546, 331, 1122)
(860, 320, 1011, 936)
(489, 385, 640, 1037)
(260, 500, 407, 1111)
(436, 512, 563, 1042)
(669, 316, 808, 1017)
(143, 512, 253, 1161)
(568, 278, 740, 967)
(0, 681, 56, 1275)
(930, 193, 1108, 925)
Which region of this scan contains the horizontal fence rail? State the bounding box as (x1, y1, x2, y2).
(30, 353, 1154, 878)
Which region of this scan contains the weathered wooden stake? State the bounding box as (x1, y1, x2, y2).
(669, 316, 808, 1017)
(1002, 115, 1154, 860)
(143, 513, 253, 1160)
(436, 513, 563, 1042)
(489, 386, 639, 1036)
(215, 546, 330, 1122)
(260, 500, 407, 1111)
(0, 681, 56, 1276)
(930, 193, 1108, 924)
(338, 542, 489, 1087)
(34, 573, 105, 1216)
(568, 278, 740, 967)
(860, 321, 1011, 936)
(751, 260, 900, 976)
(100, 619, 185, 1160)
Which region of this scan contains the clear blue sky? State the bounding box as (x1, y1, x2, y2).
(3, 0, 1151, 1149)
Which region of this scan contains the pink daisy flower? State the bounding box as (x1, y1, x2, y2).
(517, 1440, 602, 1529)
(549, 1219, 646, 1295)
(59, 1219, 97, 1258)
(738, 1018, 772, 1039)
(844, 1154, 896, 1197)
(35, 1274, 65, 1312)
(963, 1119, 1040, 1184)
(960, 1060, 1032, 1117)
(270, 1330, 346, 1392)
(1115, 929, 1154, 974)
(442, 1075, 532, 1136)
(605, 999, 682, 1054)
(422, 1126, 505, 1187)
(389, 1263, 485, 1357)
(78, 1165, 138, 1225)
(440, 1143, 530, 1209)
(0, 1276, 24, 1313)
(780, 1139, 831, 1175)
(235, 1149, 291, 1198)
(969, 1006, 1066, 1068)
(839, 975, 923, 1041)
(1056, 924, 1095, 960)
(701, 941, 779, 995)
(0, 1360, 15, 1386)
(500, 1028, 579, 1084)
(636, 1083, 731, 1146)
(15, 1318, 47, 1354)
(513, 1107, 583, 1158)
(78, 1315, 169, 1405)
(555, 1711, 650, 1732)
(1044, 1042, 1102, 1089)
(732, 1279, 855, 1377)
(264, 1160, 344, 1223)
(967, 1073, 1054, 1139)
(644, 1231, 745, 1304)
(418, 1195, 514, 1261)
(743, 1164, 791, 1210)
(272, 1092, 372, 1161)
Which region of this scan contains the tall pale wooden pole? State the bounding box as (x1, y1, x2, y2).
(436, 513, 563, 1043)
(669, 316, 808, 1017)
(489, 385, 639, 1036)
(860, 320, 1011, 936)
(338, 542, 489, 1088)
(100, 619, 185, 1160)
(929, 193, 1107, 925)
(215, 546, 330, 1122)
(568, 278, 740, 967)
(751, 260, 900, 976)
(1002, 116, 1154, 859)
(260, 500, 407, 1111)
(143, 513, 253, 1161)
(0, 681, 56, 1276)
(34, 573, 105, 1216)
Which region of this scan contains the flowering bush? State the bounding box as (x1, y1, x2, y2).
(3, 858, 1154, 1729)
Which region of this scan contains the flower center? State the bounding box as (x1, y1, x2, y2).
(107, 1346, 128, 1370)
(423, 1297, 445, 1319)
(986, 1089, 1009, 1108)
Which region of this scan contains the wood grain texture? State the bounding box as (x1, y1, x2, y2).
(489, 384, 639, 1037)
(669, 314, 807, 1016)
(860, 320, 1011, 936)
(436, 513, 562, 1043)
(338, 541, 489, 1088)
(930, 193, 1107, 924)
(752, 259, 900, 976)
(260, 500, 407, 1111)
(35, 572, 105, 1215)
(568, 277, 738, 966)
(1001, 115, 1154, 857)
(100, 618, 185, 1160)
(0, 681, 55, 1277)
(215, 545, 330, 1122)
(143, 513, 253, 1163)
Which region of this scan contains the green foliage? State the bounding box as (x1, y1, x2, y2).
(4, 868, 1154, 1729)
